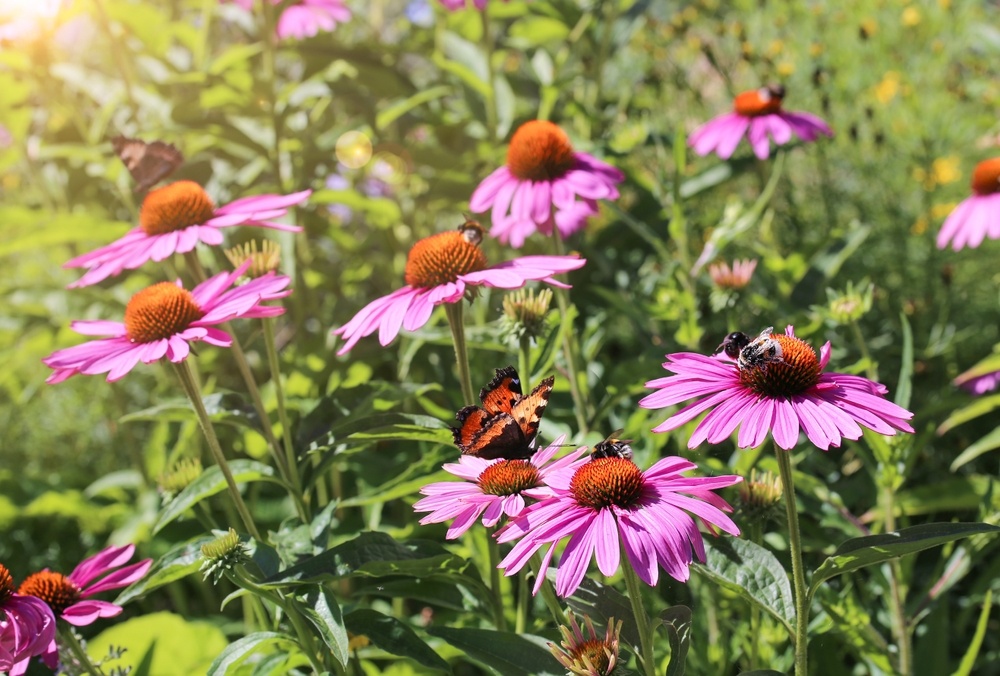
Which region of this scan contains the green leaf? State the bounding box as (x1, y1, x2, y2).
(355, 578, 486, 614)
(952, 589, 992, 676)
(302, 587, 349, 667)
(344, 608, 450, 673)
(809, 522, 1000, 597)
(153, 460, 280, 534)
(207, 632, 292, 675)
(426, 627, 561, 676)
(263, 532, 473, 586)
(376, 85, 452, 130)
(936, 393, 1000, 434)
(692, 538, 795, 634)
(114, 535, 215, 605)
(508, 16, 570, 48)
(661, 606, 692, 676)
(121, 393, 262, 433)
(565, 577, 640, 648)
(87, 612, 228, 676)
(950, 426, 1000, 471)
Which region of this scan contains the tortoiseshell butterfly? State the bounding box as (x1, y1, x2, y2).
(112, 136, 184, 192)
(451, 366, 554, 460)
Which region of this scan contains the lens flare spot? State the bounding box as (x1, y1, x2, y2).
(336, 131, 373, 169)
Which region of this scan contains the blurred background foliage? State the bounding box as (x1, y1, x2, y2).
(2, 0, 1000, 673)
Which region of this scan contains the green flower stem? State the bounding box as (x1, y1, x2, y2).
(480, 9, 498, 140)
(518, 334, 532, 384)
(516, 568, 529, 634)
(850, 319, 878, 382)
(882, 485, 913, 675)
(174, 360, 262, 541)
(487, 528, 509, 632)
(262, 317, 308, 515)
(620, 549, 656, 676)
(529, 553, 565, 626)
(181, 251, 308, 520)
(232, 570, 331, 675)
(549, 229, 591, 432)
(58, 626, 103, 676)
(444, 302, 477, 407)
(775, 446, 809, 675)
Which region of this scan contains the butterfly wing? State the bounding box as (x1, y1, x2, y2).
(479, 365, 522, 415)
(452, 406, 532, 460)
(112, 136, 184, 192)
(508, 376, 554, 445)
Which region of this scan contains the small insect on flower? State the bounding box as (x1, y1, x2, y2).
(717, 326, 784, 372)
(589, 430, 633, 461)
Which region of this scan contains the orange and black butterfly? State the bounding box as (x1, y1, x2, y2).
(451, 366, 554, 460)
(589, 429, 633, 461)
(112, 136, 184, 192)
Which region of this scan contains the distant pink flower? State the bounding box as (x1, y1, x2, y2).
(956, 370, 1000, 395)
(332, 221, 586, 354)
(470, 120, 624, 248)
(64, 180, 310, 288)
(496, 455, 741, 597)
(640, 325, 914, 451)
(414, 435, 589, 539)
(12, 546, 151, 675)
(0, 563, 56, 675)
(231, 0, 350, 39)
(954, 353, 1000, 395)
(690, 86, 832, 160)
(936, 158, 1000, 251)
(44, 262, 291, 383)
(708, 258, 757, 290)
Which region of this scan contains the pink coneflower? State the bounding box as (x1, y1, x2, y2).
(0, 563, 56, 674)
(708, 258, 757, 290)
(414, 435, 588, 539)
(332, 221, 586, 354)
(936, 158, 1000, 251)
(690, 86, 833, 160)
(43, 262, 291, 383)
(496, 454, 741, 597)
(12, 546, 151, 674)
(955, 365, 1000, 395)
(230, 0, 350, 39)
(639, 325, 914, 451)
(64, 180, 310, 287)
(469, 120, 624, 248)
(18, 545, 151, 627)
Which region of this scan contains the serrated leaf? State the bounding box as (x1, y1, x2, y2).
(692, 538, 795, 634)
(114, 535, 215, 605)
(207, 632, 292, 675)
(302, 587, 349, 667)
(153, 460, 280, 534)
(427, 627, 561, 676)
(809, 522, 1000, 598)
(344, 608, 449, 673)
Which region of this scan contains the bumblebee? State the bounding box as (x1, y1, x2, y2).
(716, 326, 784, 372)
(590, 430, 634, 461)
